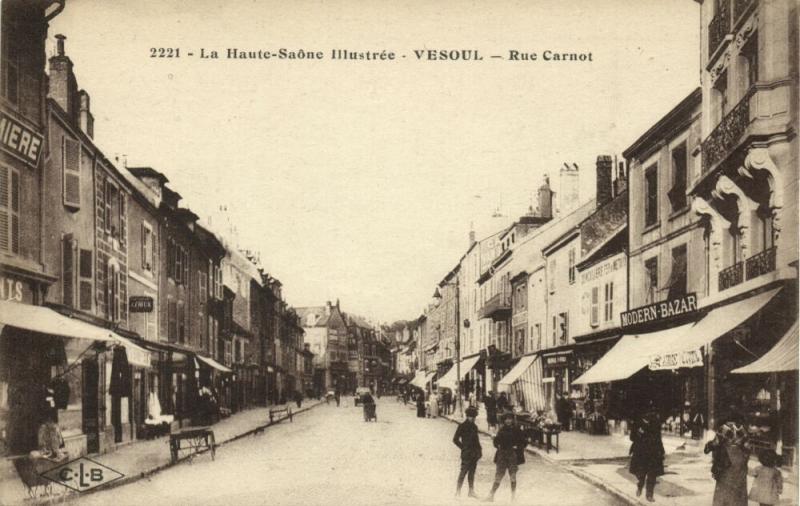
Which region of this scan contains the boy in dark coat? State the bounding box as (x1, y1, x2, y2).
(484, 412, 526, 502)
(453, 406, 482, 497)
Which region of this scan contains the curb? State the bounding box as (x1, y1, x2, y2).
(32, 401, 323, 506)
(437, 411, 643, 506)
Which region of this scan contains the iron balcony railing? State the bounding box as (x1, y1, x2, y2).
(719, 261, 744, 291)
(733, 0, 756, 24)
(708, 0, 731, 58)
(702, 88, 752, 174)
(745, 247, 777, 281)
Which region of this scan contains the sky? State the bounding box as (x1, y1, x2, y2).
(48, 0, 701, 323)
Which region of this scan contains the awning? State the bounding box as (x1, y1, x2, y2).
(410, 370, 427, 388)
(0, 300, 115, 342)
(111, 335, 151, 368)
(437, 355, 482, 390)
(573, 287, 781, 385)
(498, 354, 538, 389)
(572, 323, 696, 384)
(733, 321, 798, 374)
(196, 354, 232, 373)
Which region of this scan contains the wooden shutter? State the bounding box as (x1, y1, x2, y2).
(590, 286, 599, 326)
(104, 180, 113, 233)
(182, 249, 189, 287)
(141, 224, 148, 270)
(119, 193, 127, 249)
(63, 137, 81, 208)
(177, 302, 185, 343)
(10, 169, 18, 254)
(175, 244, 182, 283)
(168, 300, 177, 342)
(0, 166, 9, 253)
(62, 236, 76, 307)
(79, 249, 93, 311)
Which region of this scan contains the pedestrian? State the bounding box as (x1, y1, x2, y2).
(628, 409, 664, 502)
(556, 394, 573, 431)
(429, 390, 440, 418)
(496, 392, 510, 414)
(749, 449, 783, 506)
(334, 390, 341, 407)
(451, 390, 458, 413)
(453, 406, 482, 498)
(293, 390, 302, 409)
(485, 391, 498, 432)
(483, 412, 526, 502)
(416, 391, 426, 418)
(442, 389, 451, 415)
(705, 414, 751, 506)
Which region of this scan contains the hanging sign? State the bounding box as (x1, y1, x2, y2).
(620, 293, 698, 328)
(648, 349, 703, 370)
(129, 296, 154, 313)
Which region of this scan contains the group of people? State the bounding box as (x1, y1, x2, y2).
(628, 409, 783, 506)
(453, 407, 527, 502)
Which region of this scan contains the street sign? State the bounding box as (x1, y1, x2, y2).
(129, 296, 154, 313)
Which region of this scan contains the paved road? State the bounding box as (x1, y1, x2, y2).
(73, 400, 625, 506)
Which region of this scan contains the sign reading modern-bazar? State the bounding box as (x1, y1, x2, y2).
(620, 293, 698, 328)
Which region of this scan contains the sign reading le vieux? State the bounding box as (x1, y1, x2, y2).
(620, 293, 698, 328)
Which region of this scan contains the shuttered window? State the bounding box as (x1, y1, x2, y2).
(141, 223, 153, 272)
(62, 137, 81, 208)
(177, 302, 185, 344)
(168, 300, 177, 342)
(119, 193, 127, 248)
(79, 249, 93, 311)
(604, 282, 614, 322)
(106, 261, 120, 321)
(0, 165, 20, 254)
(590, 286, 599, 327)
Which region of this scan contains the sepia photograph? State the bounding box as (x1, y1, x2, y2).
(0, 0, 797, 504)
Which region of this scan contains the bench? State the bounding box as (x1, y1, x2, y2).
(169, 426, 216, 463)
(269, 406, 293, 424)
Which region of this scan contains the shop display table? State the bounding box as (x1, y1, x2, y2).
(169, 426, 215, 463)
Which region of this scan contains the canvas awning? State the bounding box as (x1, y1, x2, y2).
(196, 354, 232, 373)
(498, 354, 538, 389)
(0, 300, 115, 342)
(437, 355, 482, 390)
(573, 287, 781, 385)
(733, 321, 798, 374)
(410, 370, 428, 388)
(111, 335, 151, 368)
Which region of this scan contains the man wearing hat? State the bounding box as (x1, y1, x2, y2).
(484, 412, 526, 502)
(453, 406, 482, 498)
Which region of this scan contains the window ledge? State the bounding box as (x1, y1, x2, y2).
(642, 221, 661, 234)
(668, 206, 691, 221)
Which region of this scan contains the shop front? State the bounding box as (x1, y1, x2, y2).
(540, 349, 576, 412)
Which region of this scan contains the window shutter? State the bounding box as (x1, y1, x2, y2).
(10, 169, 18, 254)
(119, 194, 127, 248)
(183, 249, 189, 287)
(590, 286, 599, 326)
(63, 137, 81, 208)
(62, 236, 75, 307)
(104, 180, 113, 233)
(141, 224, 147, 270)
(114, 268, 121, 322)
(168, 301, 177, 342)
(0, 166, 9, 253)
(79, 249, 93, 311)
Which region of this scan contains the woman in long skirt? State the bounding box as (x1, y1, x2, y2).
(416, 391, 426, 418)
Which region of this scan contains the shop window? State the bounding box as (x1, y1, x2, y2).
(645, 256, 659, 304)
(0, 165, 20, 254)
(604, 282, 614, 322)
(568, 248, 576, 284)
(668, 245, 688, 299)
(590, 286, 599, 327)
(62, 137, 81, 209)
(668, 143, 688, 212)
(62, 235, 78, 307)
(644, 165, 658, 227)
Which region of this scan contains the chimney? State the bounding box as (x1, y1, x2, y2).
(325, 301, 332, 315)
(78, 90, 93, 138)
(596, 155, 613, 208)
(557, 163, 580, 216)
(468, 229, 476, 248)
(537, 175, 553, 219)
(48, 34, 79, 120)
(614, 161, 628, 196)
(335, 299, 340, 310)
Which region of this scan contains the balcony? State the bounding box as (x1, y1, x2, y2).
(708, 1, 731, 58)
(478, 291, 512, 321)
(719, 262, 744, 292)
(745, 247, 777, 281)
(702, 89, 752, 174)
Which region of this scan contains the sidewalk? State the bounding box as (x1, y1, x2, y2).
(439, 403, 798, 506)
(0, 400, 322, 505)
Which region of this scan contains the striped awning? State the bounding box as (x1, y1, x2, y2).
(505, 354, 546, 412)
(498, 354, 538, 389)
(437, 355, 482, 391)
(733, 321, 798, 374)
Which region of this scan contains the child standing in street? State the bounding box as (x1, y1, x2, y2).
(749, 450, 783, 506)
